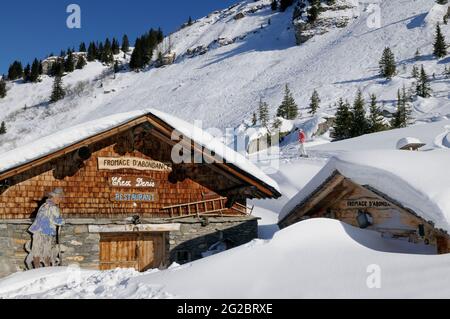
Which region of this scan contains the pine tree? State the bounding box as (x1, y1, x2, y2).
(379, 47, 396, 79)
(30, 58, 40, 82)
(252, 112, 257, 126)
(391, 87, 411, 128)
(50, 76, 65, 103)
(368, 94, 385, 133)
(38, 60, 43, 75)
(350, 90, 369, 137)
(87, 42, 97, 61)
(102, 39, 114, 64)
(258, 98, 270, 127)
(130, 38, 144, 70)
(79, 42, 87, 52)
(411, 65, 419, 79)
(271, 0, 278, 11)
(112, 38, 120, 55)
(308, 0, 321, 23)
(114, 60, 120, 74)
(0, 78, 6, 98)
(0, 121, 6, 135)
(64, 50, 75, 73)
(122, 35, 130, 53)
(279, 0, 294, 12)
(415, 48, 421, 60)
(76, 55, 87, 70)
(433, 24, 447, 58)
(97, 42, 104, 61)
(50, 59, 65, 77)
(416, 65, 432, 98)
(277, 84, 298, 120)
(23, 64, 31, 82)
(187, 16, 193, 26)
(8, 61, 23, 81)
(332, 98, 352, 141)
(309, 89, 321, 115)
(272, 118, 282, 131)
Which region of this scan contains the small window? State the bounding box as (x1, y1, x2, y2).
(176, 251, 191, 264)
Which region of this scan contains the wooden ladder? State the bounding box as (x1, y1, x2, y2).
(162, 197, 254, 218)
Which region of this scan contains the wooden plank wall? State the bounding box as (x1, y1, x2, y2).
(0, 128, 242, 219)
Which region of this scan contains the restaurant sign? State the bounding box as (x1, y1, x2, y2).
(98, 157, 172, 172)
(112, 192, 156, 202)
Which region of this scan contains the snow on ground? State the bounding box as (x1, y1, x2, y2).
(3, 219, 450, 299)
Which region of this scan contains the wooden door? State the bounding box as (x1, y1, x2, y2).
(100, 233, 166, 271)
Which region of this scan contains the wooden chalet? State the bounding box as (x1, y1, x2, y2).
(279, 161, 450, 255)
(0, 110, 280, 277)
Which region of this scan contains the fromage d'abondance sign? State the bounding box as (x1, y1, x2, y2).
(98, 157, 172, 172)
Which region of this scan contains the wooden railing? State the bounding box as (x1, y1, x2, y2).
(162, 197, 254, 218)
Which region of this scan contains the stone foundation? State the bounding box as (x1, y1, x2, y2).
(0, 216, 258, 278)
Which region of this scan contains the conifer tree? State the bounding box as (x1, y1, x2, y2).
(50, 59, 65, 77)
(433, 24, 447, 58)
(280, 0, 294, 12)
(64, 50, 75, 72)
(391, 87, 411, 129)
(271, 0, 278, 11)
(23, 64, 31, 82)
(102, 39, 114, 64)
(0, 121, 6, 135)
(0, 78, 6, 98)
(350, 90, 369, 137)
(272, 118, 282, 131)
(130, 38, 144, 70)
(309, 89, 321, 115)
(122, 35, 130, 53)
(368, 94, 385, 133)
(252, 112, 257, 126)
(277, 84, 298, 120)
(332, 98, 352, 141)
(8, 61, 23, 81)
(87, 42, 97, 61)
(187, 16, 193, 26)
(307, 0, 321, 23)
(30, 58, 41, 82)
(97, 42, 104, 61)
(76, 55, 87, 70)
(379, 47, 396, 79)
(258, 98, 270, 127)
(79, 42, 87, 52)
(38, 60, 43, 75)
(411, 65, 419, 79)
(416, 65, 432, 98)
(112, 38, 120, 55)
(50, 76, 65, 103)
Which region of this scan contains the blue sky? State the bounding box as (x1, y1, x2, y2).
(0, 0, 239, 74)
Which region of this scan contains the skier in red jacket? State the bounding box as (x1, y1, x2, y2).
(298, 129, 308, 158)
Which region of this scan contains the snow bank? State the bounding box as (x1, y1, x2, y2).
(280, 150, 450, 231)
(0, 109, 279, 192)
(3, 219, 450, 299)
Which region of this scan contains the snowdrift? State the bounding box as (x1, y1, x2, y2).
(2, 219, 450, 299)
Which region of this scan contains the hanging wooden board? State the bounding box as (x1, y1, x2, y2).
(98, 157, 172, 172)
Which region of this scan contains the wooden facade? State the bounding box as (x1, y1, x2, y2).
(279, 172, 450, 254)
(0, 113, 280, 275)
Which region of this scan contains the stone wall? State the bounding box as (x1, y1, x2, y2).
(0, 216, 258, 278)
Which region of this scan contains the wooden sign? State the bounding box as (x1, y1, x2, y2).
(346, 199, 391, 209)
(112, 192, 156, 202)
(109, 176, 157, 188)
(98, 157, 172, 172)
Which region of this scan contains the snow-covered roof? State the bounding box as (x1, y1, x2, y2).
(0, 109, 280, 193)
(396, 137, 425, 150)
(279, 150, 450, 231)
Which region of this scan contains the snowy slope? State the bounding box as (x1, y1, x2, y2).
(1, 0, 449, 154)
(2, 218, 450, 299)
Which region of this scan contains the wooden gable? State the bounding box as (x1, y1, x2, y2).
(279, 172, 450, 254)
(0, 115, 279, 220)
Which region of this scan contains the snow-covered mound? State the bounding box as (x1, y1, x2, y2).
(2, 218, 450, 299)
(1, 0, 449, 154)
(280, 150, 450, 232)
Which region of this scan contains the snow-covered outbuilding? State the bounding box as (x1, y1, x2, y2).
(279, 151, 450, 254)
(396, 137, 426, 151)
(0, 110, 280, 277)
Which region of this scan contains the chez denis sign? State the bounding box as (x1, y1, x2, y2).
(98, 157, 172, 172)
(98, 157, 169, 203)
